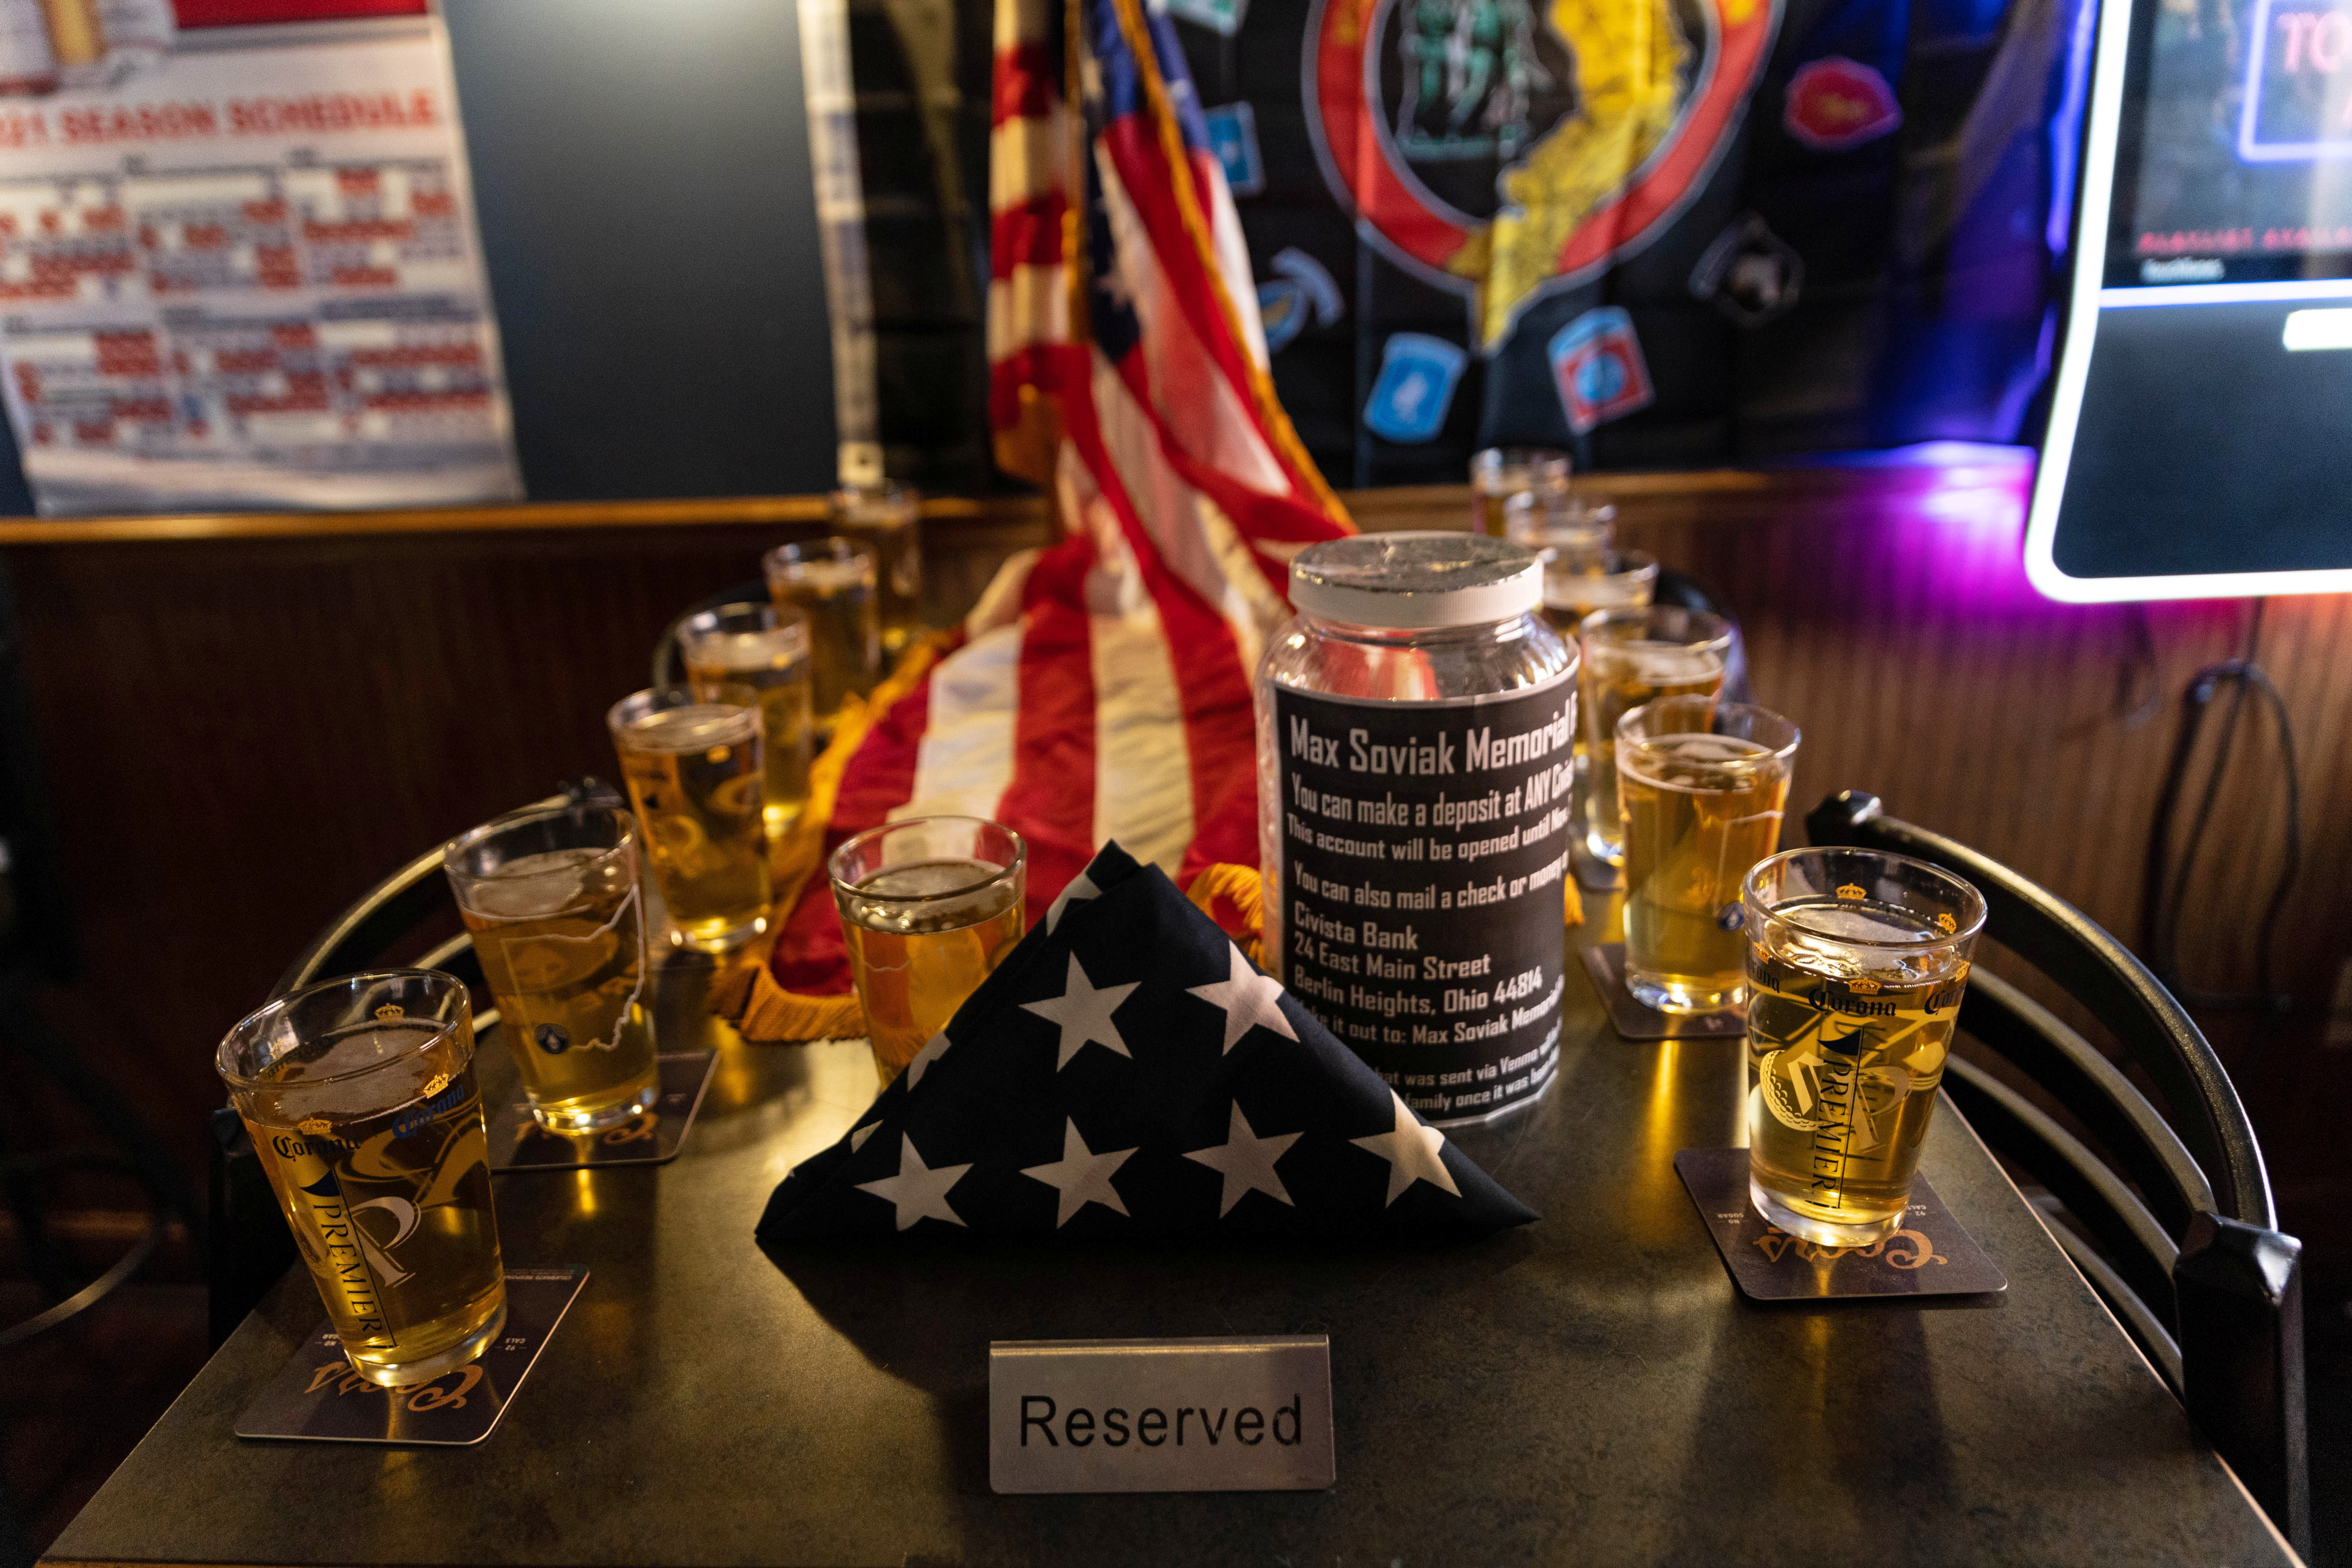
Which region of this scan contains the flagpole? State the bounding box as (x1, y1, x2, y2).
(799, 0, 884, 489)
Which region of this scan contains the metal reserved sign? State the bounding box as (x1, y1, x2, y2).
(988, 1336, 1334, 1493)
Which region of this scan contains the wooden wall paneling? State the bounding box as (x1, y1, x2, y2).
(2, 475, 2345, 1241)
(3, 510, 1055, 1180)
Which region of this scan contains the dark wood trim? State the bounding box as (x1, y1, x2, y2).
(0, 457, 2035, 545)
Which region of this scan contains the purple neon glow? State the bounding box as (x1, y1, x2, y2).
(1771, 444, 2047, 610)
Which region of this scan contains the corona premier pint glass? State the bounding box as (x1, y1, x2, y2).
(1742, 847, 1987, 1246)
(217, 971, 505, 1387)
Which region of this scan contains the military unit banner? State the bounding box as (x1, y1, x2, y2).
(1165, 0, 2088, 481)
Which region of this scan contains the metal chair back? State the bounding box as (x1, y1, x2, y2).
(1805, 790, 2306, 1554)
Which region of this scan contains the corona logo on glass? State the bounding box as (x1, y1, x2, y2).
(1836, 883, 1867, 900)
(375, 1004, 405, 1021)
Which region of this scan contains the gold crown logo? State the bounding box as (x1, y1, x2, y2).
(1835, 882, 1867, 900)
(1847, 979, 1882, 994)
(297, 1116, 332, 1137)
(374, 1004, 405, 1021)
(420, 1072, 451, 1099)
(1936, 912, 1957, 933)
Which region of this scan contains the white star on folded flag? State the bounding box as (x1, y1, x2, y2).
(756, 841, 1538, 1243)
(1044, 870, 1101, 933)
(907, 1030, 952, 1088)
(1020, 1116, 1138, 1226)
(1183, 1101, 1302, 1216)
(855, 1133, 973, 1230)
(1350, 1090, 1462, 1205)
(1020, 953, 1140, 1069)
(1187, 943, 1297, 1054)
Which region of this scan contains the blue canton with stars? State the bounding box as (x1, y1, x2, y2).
(755, 843, 1537, 1242)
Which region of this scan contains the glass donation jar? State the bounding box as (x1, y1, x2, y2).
(1255, 532, 1578, 1126)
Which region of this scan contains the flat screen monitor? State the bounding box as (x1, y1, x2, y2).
(2028, 0, 2352, 599)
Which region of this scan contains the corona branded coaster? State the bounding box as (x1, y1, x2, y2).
(236, 1268, 588, 1446)
(1580, 945, 1746, 1040)
(488, 1050, 717, 1172)
(1674, 1148, 2008, 1301)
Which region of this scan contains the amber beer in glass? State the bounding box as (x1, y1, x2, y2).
(764, 536, 881, 728)
(829, 816, 1026, 1083)
(1468, 446, 1570, 536)
(1579, 606, 1732, 867)
(679, 601, 815, 843)
(608, 685, 772, 951)
(216, 971, 505, 1387)
(1742, 848, 1987, 1245)
(1616, 697, 1799, 1014)
(828, 481, 924, 657)
(442, 803, 659, 1132)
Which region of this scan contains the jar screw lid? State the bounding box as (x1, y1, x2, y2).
(1288, 531, 1544, 628)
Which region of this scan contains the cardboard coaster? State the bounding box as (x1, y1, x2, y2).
(1674, 1147, 2007, 1300)
(488, 1050, 717, 1172)
(1580, 943, 1746, 1040)
(235, 1267, 588, 1445)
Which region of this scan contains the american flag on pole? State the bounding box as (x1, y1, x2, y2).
(756, 843, 1535, 1239)
(724, 0, 1353, 1031)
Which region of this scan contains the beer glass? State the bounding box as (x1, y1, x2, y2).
(829, 481, 924, 657)
(442, 803, 659, 1132)
(1503, 489, 1654, 635)
(1742, 847, 1986, 1246)
(829, 815, 1026, 1084)
(764, 536, 881, 727)
(1617, 696, 1799, 1014)
(1502, 488, 1615, 567)
(217, 971, 505, 1387)
(679, 602, 815, 844)
(608, 685, 772, 951)
(1468, 446, 1570, 536)
(1580, 606, 1732, 867)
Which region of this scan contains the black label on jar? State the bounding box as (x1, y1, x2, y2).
(1272, 674, 1575, 1124)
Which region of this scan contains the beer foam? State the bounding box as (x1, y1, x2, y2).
(1619, 644, 1726, 684)
(1765, 903, 1964, 985)
(263, 1027, 445, 1124)
(857, 857, 1001, 899)
(625, 704, 753, 752)
(1784, 904, 1938, 943)
(1618, 734, 1777, 792)
(463, 847, 599, 919)
(774, 559, 871, 592)
(684, 628, 804, 673)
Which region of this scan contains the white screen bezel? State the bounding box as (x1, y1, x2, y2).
(2024, 0, 2352, 601)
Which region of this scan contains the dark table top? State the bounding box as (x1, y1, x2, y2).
(48, 920, 2296, 1568)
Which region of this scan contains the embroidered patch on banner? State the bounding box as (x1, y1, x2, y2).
(1169, 0, 1247, 36)
(1306, 0, 1782, 348)
(1203, 102, 1265, 197)
(1784, 56, 1903, 151)
(1548, 307, 1653, 434)
(1364, 332, 1467, 443)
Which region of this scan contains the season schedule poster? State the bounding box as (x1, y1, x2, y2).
(0, 4, 520, 514)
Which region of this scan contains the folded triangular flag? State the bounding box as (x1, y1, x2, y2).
(755, 842, 1537, 1242)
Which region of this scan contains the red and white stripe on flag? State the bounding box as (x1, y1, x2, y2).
(762, 0, 1351, 1004)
